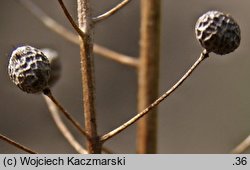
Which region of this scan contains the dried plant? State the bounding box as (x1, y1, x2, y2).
(1, 0, 249, 154)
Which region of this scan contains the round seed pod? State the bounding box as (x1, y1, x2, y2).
(195, 10, 240, 55)
(8, 46, 51, 93)
(40, 48, 61, 87)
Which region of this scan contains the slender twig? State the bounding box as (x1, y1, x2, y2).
(94, 44, 138, 68)
(43, 95, 114, 154)
(18, 0, 138, 68)
(57, 0, 85, 39)
(0, 134, 37, 154)
(43, 89, 90, 140)
(93, 0, 131, 23)
(18, 0, 79, 44)
(77, 0, 101, 154)
(43, 95, 88, 154)
(137, 0, 161, 153)
(101, 50, 209, 142)
(231, 135, 250, 154)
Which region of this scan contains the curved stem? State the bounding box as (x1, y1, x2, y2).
(18, 0, 79, 44)
(93, 0, 131, 23)
(58, 0, 85, 39)
(43, 95, 114, 154)
(18, 0, 138, 68)
(231, 135, 250, 154)
(100, 50, 209, 142)
(94, 44, 138, 68)
(43, 95, 88, 154)
(0, 134, 37, 154)
(43, 89, 90, 140)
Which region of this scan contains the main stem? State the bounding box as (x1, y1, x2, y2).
(137, 0, 161, 153)
(77, 0, 101, 153)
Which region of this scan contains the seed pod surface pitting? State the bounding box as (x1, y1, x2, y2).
(195, 10, 240, 55)
(8, 46, 51, 93)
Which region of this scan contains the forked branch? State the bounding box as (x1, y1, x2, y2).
(43, 96, 114, 154)
(100, 50, 209, 142)
(43, 89, 90, 140)
(19, 0, 138, 68)
(93, 0, 131, 23)
(57, 0, 85, 39)
(43, 96, 88, 154)
(0, 134, 37, 154)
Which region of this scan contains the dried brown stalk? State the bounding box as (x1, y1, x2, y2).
(136, 0, 161, 153)
(93, 0, 131, 23)
(43, 89, 90, 140)
(76, 0, 101, 153)
(19, 0, 138, 68)
(0, 134, 37, 154)
(100, 50, 209, 142)
(43, 95, 88, 154)
(43, 95, 113, 154)
(94, 44, 138, 68)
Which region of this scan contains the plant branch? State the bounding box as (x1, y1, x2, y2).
(0, 134, 37, 154)
(77, 0, 101, 154)
(18, 0, 79, 44)
(231, 135, 250, 154)
(43, 95, 114, 154)
(92, 0, 131, 23)
(100, 50, 209, 142)
(43, 95, 88, 154)
(58, 0, 85, 39)
(43, 89, 90, 140)
(18, 0, 138, 68)
(137, 0, 161, 153)
(94, 44, 138, 68)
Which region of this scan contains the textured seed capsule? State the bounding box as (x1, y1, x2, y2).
(8, 46, 51, 93)
(40, 48, 61, 87)
(195, 10, 240, 55)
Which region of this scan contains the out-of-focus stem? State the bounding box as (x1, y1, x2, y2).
(136, 0, 161, 154)
(231, 135, 250, 154)
(19, 0, 138, 68)
(43, 95, 88, 154)
(0, 134, 37, 154)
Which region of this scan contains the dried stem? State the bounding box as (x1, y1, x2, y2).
(43, 95, 88, 154)
(0, 134, 37, 154)
(94, 44, 138, 68)
(101, 50, 209, 142)
(18, 0, 138, 67)
(43, 89, 90, 140)
(92, 0, 131, 23)
(231, 135, 250, 154)
(19, 0, 79, 44)
(43, 95, 113, 154)
(77, 0, 101, 154)
(58, 0, 85, 39)
(136, 0, 161, 153)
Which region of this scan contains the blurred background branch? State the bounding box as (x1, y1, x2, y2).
(18, 0, 138, 68)
(231, 135, 250, 154)
(0, 134, 37, 154)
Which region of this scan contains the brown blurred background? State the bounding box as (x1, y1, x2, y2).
(0, 0, 250, 153)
